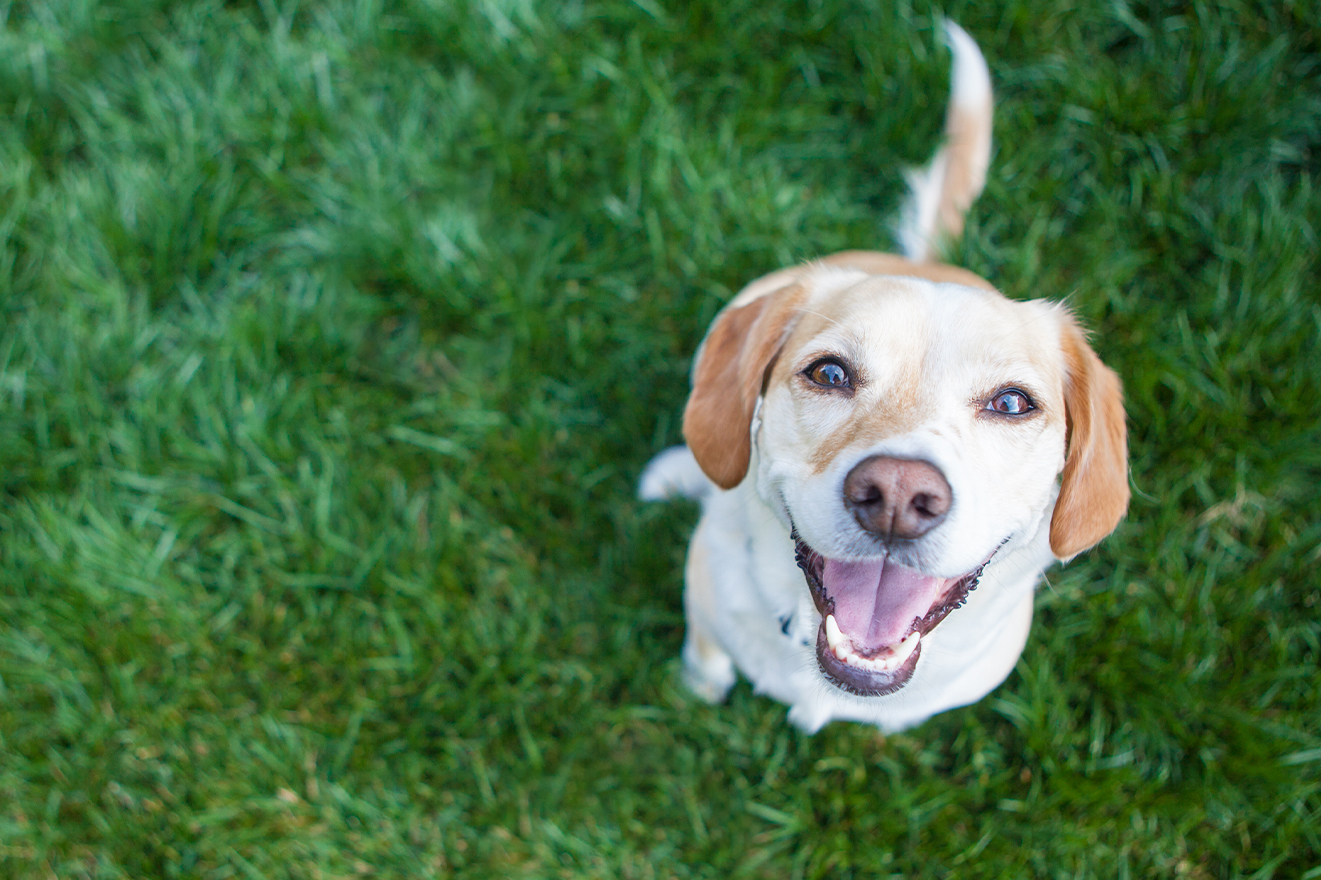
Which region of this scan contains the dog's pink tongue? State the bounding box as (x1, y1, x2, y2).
(823, 558, 945, 650)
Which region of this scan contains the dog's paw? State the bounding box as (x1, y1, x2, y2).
(786, 703, 832, 734)
(682, 665, 735, 704)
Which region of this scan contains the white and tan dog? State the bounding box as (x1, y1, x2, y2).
(640, 23, 1128, 733)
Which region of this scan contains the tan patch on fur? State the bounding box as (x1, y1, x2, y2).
(819, 252, 997, 291)
(1049, 319, 1130, 557)
(727, 252, 996, 311)
(806, 383, 932, 476)
(683, 283, 806, 489)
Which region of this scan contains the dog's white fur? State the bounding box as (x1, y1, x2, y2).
(640, 23, 1129, 733)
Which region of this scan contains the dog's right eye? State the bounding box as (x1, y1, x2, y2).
(805, 359, 852, 389)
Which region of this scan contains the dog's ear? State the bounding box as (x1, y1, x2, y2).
(683, 284, 806, 489)
(1050, 318, 1130, 559)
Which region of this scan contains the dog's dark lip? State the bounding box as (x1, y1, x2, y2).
(792, 530, 1001, 697)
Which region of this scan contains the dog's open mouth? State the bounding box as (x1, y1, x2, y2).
(794, 535, 992, 697)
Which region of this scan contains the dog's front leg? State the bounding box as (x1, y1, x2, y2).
(679, 517, 737, 702)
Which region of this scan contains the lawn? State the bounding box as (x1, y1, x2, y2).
(0, 0, 1318, 876)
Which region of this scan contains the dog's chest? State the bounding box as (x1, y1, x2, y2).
(705, 488, 819, 670)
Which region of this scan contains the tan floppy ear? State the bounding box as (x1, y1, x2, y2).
(1050, 317, 1131, 559)
(682, 285, 805, 489)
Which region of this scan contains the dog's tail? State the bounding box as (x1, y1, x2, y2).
(896, 21, 994, 263)
(639, 445, 712, 502)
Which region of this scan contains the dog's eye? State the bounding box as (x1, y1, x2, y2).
(988, 388, 1034, 415)
(805, 359, 852, 389)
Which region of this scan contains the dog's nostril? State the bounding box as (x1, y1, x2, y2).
(848, 485, 884, 506)
(843, 456, 951, 540)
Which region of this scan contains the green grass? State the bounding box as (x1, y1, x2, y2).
(0, 0, 1318, 876)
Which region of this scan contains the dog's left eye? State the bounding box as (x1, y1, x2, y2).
(988, 388, 1034, 415)
(805, 359, 852, 389)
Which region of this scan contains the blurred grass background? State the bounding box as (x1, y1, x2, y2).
(0, 0, 1318, 876)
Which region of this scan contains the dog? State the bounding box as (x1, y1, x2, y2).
(639, 22, 1128, 733)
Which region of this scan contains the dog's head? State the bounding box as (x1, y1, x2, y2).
(683, 266, 1128, 696)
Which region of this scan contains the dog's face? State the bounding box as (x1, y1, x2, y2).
(683, 267, 1128, 698)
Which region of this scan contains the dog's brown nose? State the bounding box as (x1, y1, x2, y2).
(843, 456, 952, 539)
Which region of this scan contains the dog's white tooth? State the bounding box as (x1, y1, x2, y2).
(824, 616, 921, 673)
(825, 614, 846, 651)
(892, 631, 921, 666)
